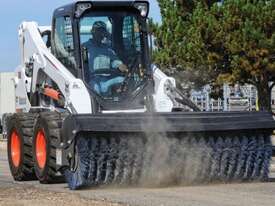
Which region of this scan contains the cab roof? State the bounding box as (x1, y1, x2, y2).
(54, 0, 149, 17)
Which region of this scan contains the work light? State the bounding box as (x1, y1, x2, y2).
(75, 2, 92, 17)
(134, 1, 149, 18)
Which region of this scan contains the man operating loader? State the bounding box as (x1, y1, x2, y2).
(83, 21, 128, 96)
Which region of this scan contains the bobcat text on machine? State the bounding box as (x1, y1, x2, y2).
(4, 0, 275, 190)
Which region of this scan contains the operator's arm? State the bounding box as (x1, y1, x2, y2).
(108, 49, 128, 73)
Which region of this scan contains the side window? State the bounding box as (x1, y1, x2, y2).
(122, 16, 141, 54)
(53, 16, 77, 72)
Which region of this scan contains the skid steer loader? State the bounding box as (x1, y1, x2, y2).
(4, 0, 275, 190)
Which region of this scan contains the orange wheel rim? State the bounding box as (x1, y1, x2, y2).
(36, 129, 47, 169)
(11, 129, 21, 167)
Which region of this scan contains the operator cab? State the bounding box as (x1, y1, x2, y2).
(51, 1, 153, 111)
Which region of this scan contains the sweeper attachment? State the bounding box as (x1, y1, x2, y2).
(61, 112, 274, 189)
(4, 0, 275, 190)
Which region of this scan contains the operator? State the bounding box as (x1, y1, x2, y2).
(83, 21, 128, 96)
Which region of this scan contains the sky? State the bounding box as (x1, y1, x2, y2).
(0, 0, 161, 72)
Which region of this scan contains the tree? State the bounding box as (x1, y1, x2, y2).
(153, 0, 275, 111)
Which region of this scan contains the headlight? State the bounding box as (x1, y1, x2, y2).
(75, 2, 92, 18)
(134, 2, 149, 18)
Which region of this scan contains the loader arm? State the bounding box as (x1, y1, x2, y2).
(17, 22, 92, 114)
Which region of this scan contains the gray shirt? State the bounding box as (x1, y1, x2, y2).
(82, 39, 124, 95)
(83, 39, 122, 72)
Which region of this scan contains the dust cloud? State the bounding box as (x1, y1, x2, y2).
(137, 115, 212, 187)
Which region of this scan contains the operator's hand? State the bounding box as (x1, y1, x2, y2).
(118, 64, 129, 73)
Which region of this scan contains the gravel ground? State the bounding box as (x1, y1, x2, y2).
(0, 184, 123, 206)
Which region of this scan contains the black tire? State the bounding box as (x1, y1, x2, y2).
(7, 113, 37, 181)
(33, 111, 67, 184)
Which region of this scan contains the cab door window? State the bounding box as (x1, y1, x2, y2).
(53, 16, 77, 73)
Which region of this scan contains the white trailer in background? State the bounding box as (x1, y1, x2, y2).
(0, 72, 16, 133)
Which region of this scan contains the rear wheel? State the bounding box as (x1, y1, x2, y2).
(7, 113, 37, 181)
(33, 112, 67, 183)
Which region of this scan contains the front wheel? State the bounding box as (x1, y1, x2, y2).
(33, 112, 66, 183)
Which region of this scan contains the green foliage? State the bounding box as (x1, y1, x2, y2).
(153, 0, 275, 110)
